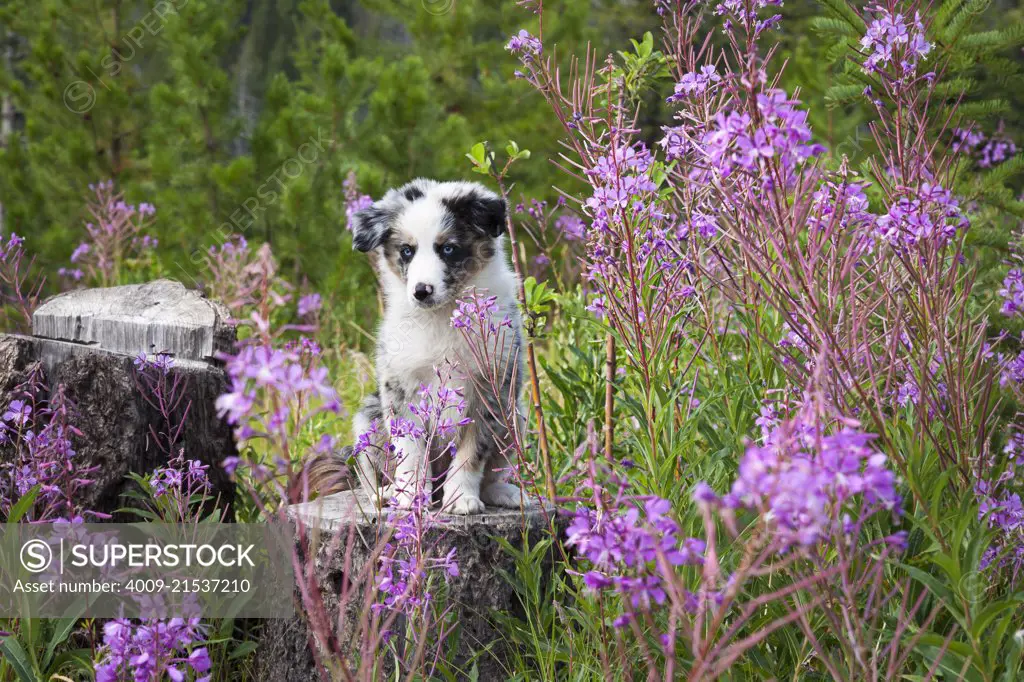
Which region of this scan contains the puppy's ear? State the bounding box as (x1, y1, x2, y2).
(350, 205, 391, 252)
(474, 195, 507, 238)
(444, 192, 507, 239)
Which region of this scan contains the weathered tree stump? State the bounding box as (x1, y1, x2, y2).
(0, 279, 237, 514)
(259, 489, 561, 681)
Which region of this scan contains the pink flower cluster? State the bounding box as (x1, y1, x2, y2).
(952, 126, 1018, 169)
(555, 214, 586, 241)
(505, 29, 542, 60)
(566, 498, 705, 626)
(698, 90, 825, 188)
(71, 180, 159, 286)
(374, 506, 460, 616)
(699, 410, 901, 550)
(95, 618, 211, 682)
(1000, 270, 1024, 317)
(667, 65, 721, 101)
(860, 7, 932, 80)
(343, 172, 373, 231)
(215, 344, 338, 436)
(875, 182, 968, 248)
(150, 457, 210, 501)
(451, 289, 513, 334)
(712, 0, 783, 35)
(0, 372, 96, 521)
(976, 473, 1023, 584)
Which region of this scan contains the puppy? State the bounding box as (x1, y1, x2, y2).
(346, 178, 530, 514)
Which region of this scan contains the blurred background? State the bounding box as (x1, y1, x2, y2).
(1, 0, 1022, 345)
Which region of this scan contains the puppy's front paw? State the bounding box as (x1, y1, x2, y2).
(481, 482, 535, 508)
(445, 495, 485, 515)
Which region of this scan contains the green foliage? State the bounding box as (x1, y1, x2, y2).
(0, 618, 92, 682)
(0, 0, 648, 347)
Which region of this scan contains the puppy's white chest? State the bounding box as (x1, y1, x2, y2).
(380, 310, 467, 379)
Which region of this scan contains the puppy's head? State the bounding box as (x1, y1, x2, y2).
(351, 179, 506, 309)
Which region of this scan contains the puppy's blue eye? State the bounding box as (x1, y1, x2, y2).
(442, 244, 455, 256)
(400, 246, 414, 260)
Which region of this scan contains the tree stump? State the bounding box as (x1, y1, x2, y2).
(259, 489, 561, 681)
(0, 279, 237, 514)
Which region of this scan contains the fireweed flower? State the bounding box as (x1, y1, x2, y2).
(343, 172, 374, 231)
(699, 409, 901, 551)
(712, 0, 783, 34)
(952, 127, 986, 154)
(73, 181, 159, 286)
(57, 267, 84, 281)
(215, 342, 340, 464)
(0, 232, 25, 261)
(1001, 341, 1024, 387)
(94, 618, 211, 682)
(860, 7, 932, 80)
(297, 292, 322, 317)
(2, 399, 31, 426)
(70, 242, 90, 263)
(957, 125, 1020, 168)
(667, 65, 721, 101)
(0, 381, 96, 521)
(677, 211, 720, 240)
(370, 381, 463, 619)
(374, 504, 461, 615)
(200, 235, 294, 315)
(808, 180, 875, 232)
(978, 134, 1017, 168)
(151, 455, 211, 500)
(894, 378, 921, 408)
(976, 476, 1023, 585)
(134, 352, 175, 375)
(682, 89, 825, 190)
(505, 29, 542, 60)
(566, 497, 705, 625)
(555, 214, 586, 241)
(577, 140, 698, 324)
(451, 289, 512, 334)
(875, 182, 969, 249)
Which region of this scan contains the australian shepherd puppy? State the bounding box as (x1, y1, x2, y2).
(332, 178, 531, 514)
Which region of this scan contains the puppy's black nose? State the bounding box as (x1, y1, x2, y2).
(414, 283, 434, 301)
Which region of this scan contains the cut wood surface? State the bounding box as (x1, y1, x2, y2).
(32, 278, 233, 362)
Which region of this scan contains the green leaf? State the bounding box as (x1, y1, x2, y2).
(6, 486, 40, 524)
(1002, 629, 1023, 682)
(43, 619, 80, 671)
(49, 648, 93, 675)
(0, 635, 37, 682)
(229, 640, 260, 661)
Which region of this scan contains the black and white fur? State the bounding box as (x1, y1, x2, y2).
(349, 178, 530, 514)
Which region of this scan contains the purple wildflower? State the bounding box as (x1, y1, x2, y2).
(94, 618, 210, 682)
(875, 182, 968, 249)
(566, 497, 704, 626)
(860, 8, 932, 80)
(297, 293, 322, 317)
(555, 214, 587, 241)
(70, 242, 90, 263)
(343, 173, 374, 232)
(2, 400, 31, 426)
(667, 65, 721, 101)
(506, 29, 542, 61)
(708, 406, 901, 550)
(451, 289, 512, 333)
